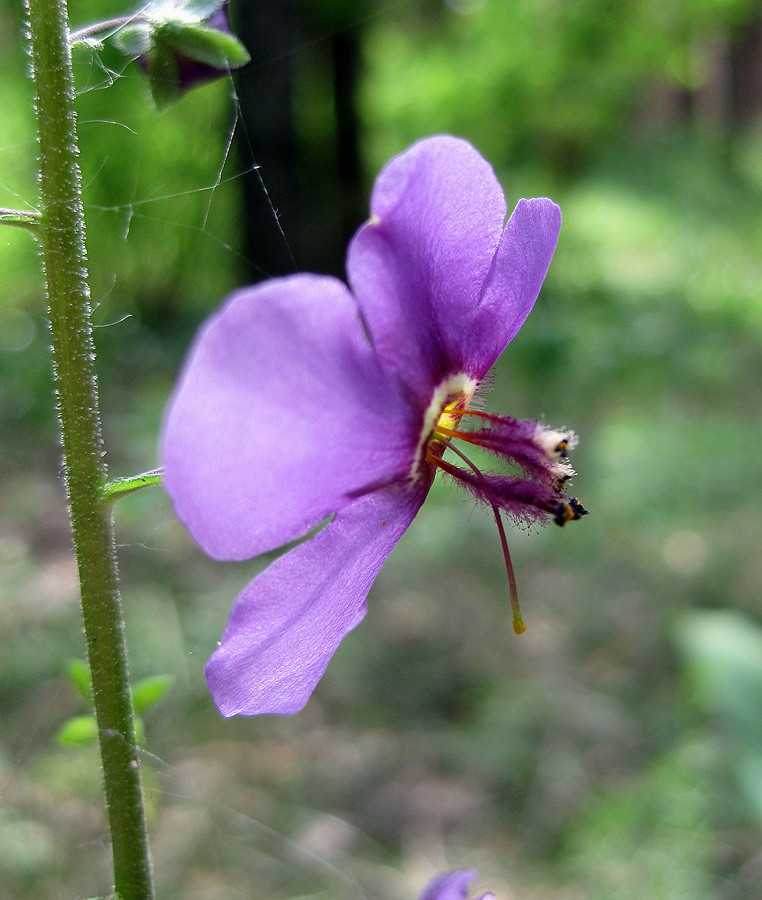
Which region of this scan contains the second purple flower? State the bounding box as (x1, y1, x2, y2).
(162, 135, 586, 717)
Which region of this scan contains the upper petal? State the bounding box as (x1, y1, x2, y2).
(162, 274, 418, 560)
(473, 196, 561, 371)
(347, 136, 508, 402)
(206, 478, 429, 716)
(346, 137, 561, 400)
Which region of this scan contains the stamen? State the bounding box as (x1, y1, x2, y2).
(433, 423, 479, 444)
(425, 450, 470, 480)
(449, 409, 504, 422)
(553, 497, 589, 525)
(434, 417, 577, 493)
(424, 390, 586, 635)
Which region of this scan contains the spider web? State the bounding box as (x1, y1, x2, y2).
(73, 47, 295, 308)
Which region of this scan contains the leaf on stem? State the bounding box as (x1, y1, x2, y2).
(103, 469, 163, 504)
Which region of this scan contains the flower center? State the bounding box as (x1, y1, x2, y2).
(411, 373, 478, 479)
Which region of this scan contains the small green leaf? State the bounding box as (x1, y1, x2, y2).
(164, 23, 250, 69)
(57, 716, 98, 745)
(149, 38, 183, 108)
(112, 22, 152, 57)
(103, 469, 163, 503)
(132, 674, 175, 714)
(67, 658, 94, 706)
(71, 36, 104, 52)
(134, 715, 146, 746)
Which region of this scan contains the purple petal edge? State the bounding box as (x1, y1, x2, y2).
(206, 478, 429, 716)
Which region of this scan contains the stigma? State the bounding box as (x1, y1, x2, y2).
(417, 374, 588, 633)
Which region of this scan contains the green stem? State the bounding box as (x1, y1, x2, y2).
(25, 1, 154, 899)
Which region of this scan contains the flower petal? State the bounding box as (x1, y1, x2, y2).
(473, 196, 561, 371)
(163, 274, 418, 560)
(347, 138, 561, 395)
(419, 870, 494, 900)
(206, 478, 429, 716)
(347, 136, 509, 401)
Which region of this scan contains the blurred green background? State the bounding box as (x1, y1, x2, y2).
(3, 0, 762, 897)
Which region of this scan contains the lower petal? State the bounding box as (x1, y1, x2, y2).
(206, 478, 429, 716)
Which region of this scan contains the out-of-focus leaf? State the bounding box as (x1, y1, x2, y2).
(675, 610, 762, 750)
(736, 754, 762, 825)
(150, 0, 222, 26)
(675, 610, 762, 828)
(67, 659, 93, 707)
(132, 674, 175, 713)
(56, 716, 98, 745)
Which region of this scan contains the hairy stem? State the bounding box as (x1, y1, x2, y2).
(25, 0, 154, 897)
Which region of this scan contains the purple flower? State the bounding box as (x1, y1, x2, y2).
(419, 869, 494, 900)
(162, 136, 586, 717)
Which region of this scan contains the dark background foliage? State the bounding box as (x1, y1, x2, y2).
(2, 0, 762, 897)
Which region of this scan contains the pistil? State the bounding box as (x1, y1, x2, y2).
(426, 438, 526, 635)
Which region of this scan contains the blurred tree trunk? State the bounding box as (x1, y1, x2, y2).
(639, 8, 762, 136)
(729, 11, 762, 125)
(689, 13, 762, 131)
(233, 1, 365, 281)
(331, 29, 364, 252)
(234, 0, 303, 279)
